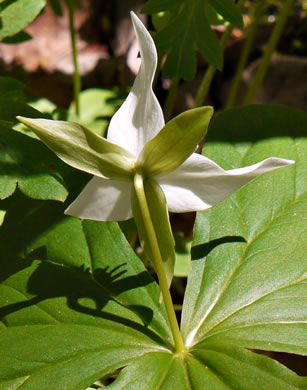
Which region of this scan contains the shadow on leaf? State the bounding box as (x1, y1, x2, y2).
(191, 236, 246, 261)
(0, 257, 166, 345)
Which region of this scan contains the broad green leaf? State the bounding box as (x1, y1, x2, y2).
(0, 196, 172, 342)
(0, 325, 164, 390)
(182, 106, 307, 356)
(142, 0, 178, 13)
(17, 117, 135, 180)
(174, 234, 192, 277)
(94, 343, 305, 389)
(189, 342, 305, 389)
(68, 88, 125, 135)
(0, 0, 46, 41)
(208, 0, 243, 27)
(142, 0, 243, 78)
(29, 98, 57, 115)
(70, 88, 123, 124)
(106, 352, 187, 389)
(140, 107, 213, 175)
(0, 200, 174, 388)
(0, 77, 26, 102)
(0, 100, 43, 125)
(1, 30, 32, 43)
(132, 177, 175, 288)
(204, 2, 225, 25)
(152, 11, 173, 31)
(0, 125, 68, 200)
(1, 105, 305, 389)
(49, 0, 63, 16)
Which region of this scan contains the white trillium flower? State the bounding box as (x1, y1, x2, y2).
(18, 12, 294, 223)
(67, 12, 294, 221)
(17, 12, 294, 286)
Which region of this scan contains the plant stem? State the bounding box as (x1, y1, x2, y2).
(153, 53, 164, 91)
(243, 0, 295, 105)
(133, 173, 185, 353)
(67, 0, 81, 117)
(164, 76, 180, 121)
(225, 0, 266, 109)
(194, 63, 219, 108)
(194, 0, 246, 108)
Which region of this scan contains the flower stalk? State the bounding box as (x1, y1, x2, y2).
(133, 172, 185, 353)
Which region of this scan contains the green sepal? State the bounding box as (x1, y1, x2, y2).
(139, 107, 213, 176)
(132, 178, 175, 289)
(17, 117, 135, 180)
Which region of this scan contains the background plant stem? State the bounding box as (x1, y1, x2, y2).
(67, 1, 81, 117)
(164, 76, 180, 121)
(225, 0, 266, 109)
(243, 0, 295, 105)
(133, 173, 185, 353)
(194, 0, 246, 108)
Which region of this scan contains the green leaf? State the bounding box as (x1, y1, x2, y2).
(142, 0, 243, 78)
(152, 11, 173, 31)
(159, 1, 222, 79)
(140, 107, 213, 175)
(1, 105, 306, 389)
(0, 100, 43, 125)
(141, 0, 178, 13)
(87, 344, 306, 389)
(0, 77, 26, 102)
(17, 117, 135, 180)
(70, 88, 123, 124)
(208, 0, 243, 27)
(1, 30, 32, 43)
(182, 106, 307, 356)
(0, 125, 68, 200)
(68, 88, 124, 135)
(1, 163, 305, 387)
(0, 0, 46, 41)
(189, 342, 305, 389)
(0, 203, 174, 388)
(0, 196, 172, 341)
(29, 98, 57, 115)
(49, 0, 63, 16)
(204, 2, 225, 25)
(0, 325, 163, 390)
(174, 234, 192, 277)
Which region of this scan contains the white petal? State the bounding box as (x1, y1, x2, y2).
(106, 12, 164, 157)
(157, 153, 294, 213)
(65, 177, 133, 221)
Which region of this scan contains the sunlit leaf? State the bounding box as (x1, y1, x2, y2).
(0, 0, 46, 41)
(0, 125, 68, 200)
(0, 204, 173, 388)
(182, 106, 307, 357)
(69, 88, 125, 135)
(1, 106, 305, 389)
